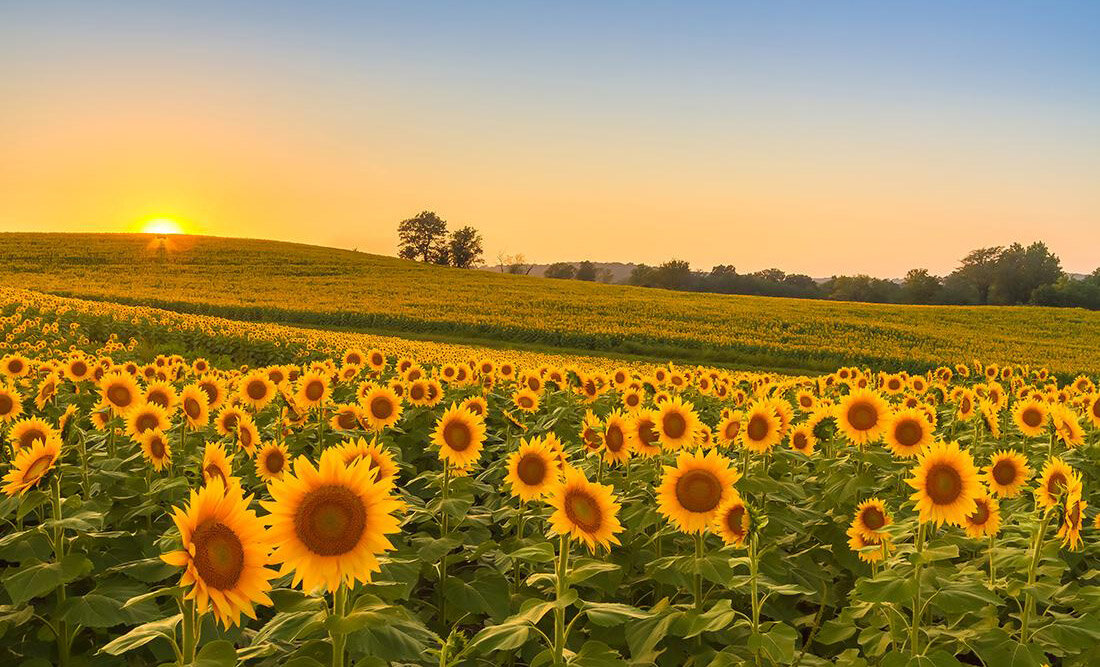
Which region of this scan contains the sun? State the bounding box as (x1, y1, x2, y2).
(142, 218, 184, 235)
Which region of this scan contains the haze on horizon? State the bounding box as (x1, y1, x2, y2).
(2, 1, 1098, 277)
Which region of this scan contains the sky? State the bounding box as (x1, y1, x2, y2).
(2, 1, 1098, 277)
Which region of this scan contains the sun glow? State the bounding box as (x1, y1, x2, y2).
(142, 218, 184, 235)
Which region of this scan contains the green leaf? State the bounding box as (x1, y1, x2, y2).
(3, 554, 92, 605)
(748, 621, 797, 664)
(0, 605, 34, 637)
(674, 599, 738, 638)
(508, 542, 556, 563)
(194, 639, 238, 667)
(568, 560, 620, 586)
(99, 614, 181, 656)
(252, 610, 326, 644)
(570, 640, 624, 667)
(855, 574, 914, 604)
(59, 593, 127, 628)
(467, 622, 531, 654)
(583, 602, 651, 627)
(123, 585, 182, 609)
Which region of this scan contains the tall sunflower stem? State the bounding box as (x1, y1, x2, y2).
(1021, 510, 1051, 641)
(51, 474, 70, 667)
(693, 531, 704, 610)
(988, 534, 996, 588)
(438, 465, 451, 632)
(910, 522, 925, 656)
(749, 533, 761, 663)
(553, 534, 571, 667)
(180, 597, 196, 665)
(331, 585, 348, 667)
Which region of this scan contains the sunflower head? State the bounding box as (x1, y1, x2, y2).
(713, 492, 751, 546)
(837, 389, 889, 445)
(3, 435, 62, 496)
(505, 437, 561, 502)
(740, 402, 781, 454)
(359, 385, 403, 431)
(655, 396, 700, 450)
(547, 467, 623, 553)
(140, 429, 172, 472)
(656, 449, 741, 534)
(962, 494, 1001, 539)
(1036, 457, 1081, 509)
(906, 441, 980, 527)
(852, 498, 891, 541)
(431, 403, 486, 469)
(601, 411, 633, 465)
(255, 442, 290, 483)
(983, 450, 1031, 498)
(883, 409, 933, 458)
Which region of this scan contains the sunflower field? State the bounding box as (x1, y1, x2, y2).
(0, 288, 1099, 667)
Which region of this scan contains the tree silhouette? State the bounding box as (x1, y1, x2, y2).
(397, 211, 448, 263)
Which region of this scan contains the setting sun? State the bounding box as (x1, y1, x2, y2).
(142, 218, 184, 235)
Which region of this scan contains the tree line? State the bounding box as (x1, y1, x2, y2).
(397, 211, 484, 268)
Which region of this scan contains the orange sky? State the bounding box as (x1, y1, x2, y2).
(2, 3, 1098, 277)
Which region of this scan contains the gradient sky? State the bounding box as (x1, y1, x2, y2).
(3, 1, 1098, 277)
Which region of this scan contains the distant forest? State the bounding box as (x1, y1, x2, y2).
(546, 242, 1100, 309)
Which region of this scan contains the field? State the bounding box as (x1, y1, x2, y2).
(3, 232, 1100, 376)
(0, 272, 1099, 667)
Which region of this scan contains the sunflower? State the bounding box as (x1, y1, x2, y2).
(144, 381, 178, 413)
(3, 435, 61, 496)
(983, 450, 1031, 498)
(406, 380, 430, 406)
(136, 428, 172, 471)
(63, 355, 92, 383)
(359, 385, 403, 431)
(459, 396, 488, 419)
(788, 425, 817, 455)
(1058, 491, 1087, 551)
(34, 373, 59, 411)
(366, 349, 386, 372)
(238, 371, 276, 410)
(837, 389, 889, 445)
(328, 403, 363, 432)
(655, 396, 700, 450)
(513, 389, 540, 413)
(547, 467, 623, 553)
(178, 384, 210, 429)
(962, 494, 1001, 539)
(215, 406, 246, 437)
(0, 385, 22, 423)
(627, 410, 663, 457)
(906, 441, 980, 526)
(621, 388, 644, 412)
(1011, 399, 1047, 437)
(160, 478, 276, 628)
(1, 354, 29, 378)
(795, 390, 817, 412)
(851, 498, 891, 541)
(431, 403, 486, 468)
(883, 409, 934, 458)
(714, 412, 742, 449)
(846, 525, 893, 564)
(236, 415, 261, 456)
(505, 437, 561, 501)
(330, 437, 399, 486)
(1036, 457, 1081, 509)
(202, 442, 235, 490)
(1051, 405, 1085, 448)
(599, 411, 633, 465)
(712, 492, 751, 546)
(255, 442, 290, 483)
(125, 401, 171, 440)
(656, 449, 741, 534)
(9, 417, 58, 453)
(580, 410, 603, 454)
(100, 372, 140, 415)
(295, 370, 331, 409)
(740, 401, 781, 454)
(261, 451, 402, 592)
(198, 376, 227, 411)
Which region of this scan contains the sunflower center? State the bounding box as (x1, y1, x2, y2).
(847, 402, 878, 431)
(563, 489, 603, 533)
(443, 421, 473, 452)
(25, 454, 55, 481)
(204, 464, 227, 486)
(192, 520, 245, 590)
(725, 505, 747, 537)
(519, 396, 534, 409)
(1093, 401, 1100, 419)
(746, 415, 769, 441)
(136, 413, 159, 433)
(1047, 472, 1066, 495)
(246, 381, 267, 400)
(968, 500, 990, 525)
(184, 397, 201, 419)
(638, 420, 658, 447)
(264, 450, 285, 474)
(960, 396, 972, 413)
(147, 391, 169, 408)
(894, 419, 923, 447)
(792, 433, 808, 450)
(107, 385, 132, 408)
(293, 484, 367, 556)
(626, 394, 639, 407)
(675, 469, 723, 513)
(991, 460, 1017, 486)
(239, 427, 254, 448)
(663, 412, 687, 439)
(605, 425, 625, 452)
(149, 436, 166, 458)
(20, 428, 47, 449)
(516, 453, 547, 486)
(304, 380, 324, 401)
(71, 361, 87, 376)
(1022, 407, 1042, 428)
(861, 507, 886, 530)
(799, 396, 813, 407)
(410, 385, 425, 401)
(337, 411, 357, 429)
(0, 394, 11, 415)
(925, 463, 963, 505)
(8, 360, 24, 374)
(200, 383, 218, 403)
(369, 396, 394, 420)
(1068, 501, 1081, 526)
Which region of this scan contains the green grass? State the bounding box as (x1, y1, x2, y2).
(2, 231, 1099, 375)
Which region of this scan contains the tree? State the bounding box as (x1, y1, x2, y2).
(447, 226, 483, 268)
(544, 262, 576, 279)
(948, 246, 1002, 304)
(497, 253, 534, 275)
(398, 211, 448, 263)
(575, 261, 597, 281)
(989, 242, 1062, 305)
(902, 268, 942, 304)
(654, 259, 693, 290)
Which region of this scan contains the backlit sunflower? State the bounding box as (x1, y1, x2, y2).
(255, 442, 289, 483)
(1036, 457, 1081, 509)
(215, 406, 246, 437)
(655, 396, 700, 450)
(139, 429, 172, 471)
(883, 409, 934, 458)
(238, 371, 276, 410)
(962, 494, 1001, 539)
(547, 467, 623, 553)
(906, 441, 980, 526)
(359, 385, 403, 431)
(1058, 491, 1087, 551)
(847, 525, 893, 564)
(0, 385, 22, 423)
(657, 449, 741, 534)
(740, 401, 781, 454)
(3, 435, 61, 496)
(627, 409, 663, 457)
(198, 376, 227, 411)
(431, 403, 485, 468)
(460, 396, 488, 418)
(236, 414, 261, 456)
(983, 450, 1031, 498)
(713, 492, 751, 546)
(100, 372, 140, 415)
(202, 442, 235, 490)
(788, 425, 817, 455)
(125, 401, 171, 440)
(1012, 399, 1048, 437)
(851, 498, 891, 541)
(1050, 404, 1085, 448)
(513, 388, 540, 413)
(1, 354, 29, 378)
(601, 411, 632, 465)
(715, 411, 742, 449)
(330, 437, 399, 486)
(261, 451, 402, 592)
(160, 478, 276, 628)
(143, 381, 178, 413)
(295, 370, 331, 409)
(9, 417, 58, 453)
(837, 389, 889, 445)
(505, 437, 561, 501)
(328, 403, 363, 432)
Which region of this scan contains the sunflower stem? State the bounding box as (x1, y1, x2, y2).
(51, 474, 70, 667)
(180, 597, 196, 665)
(749, 533, 761, 663)
(79, 431, 90, 498)
(988, 534, 996, 588)
(1021, 509, 1051, 642)
(910, 521, 925, 656)
(331, 585, 347, 667)
(553, 534, 571, 667)
(693, 531, 704, 610)
(438, 464, 451, 633)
